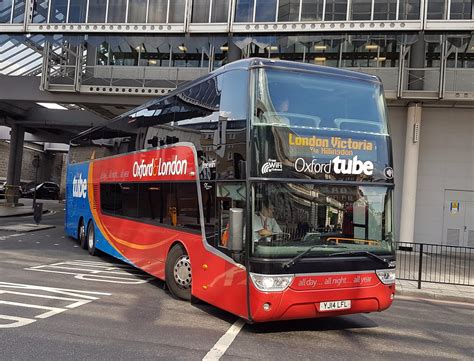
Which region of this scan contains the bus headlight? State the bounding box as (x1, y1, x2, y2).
(376, 269, 396, 284)
(250, 273, 294, 292)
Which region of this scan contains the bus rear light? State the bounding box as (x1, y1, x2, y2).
(263, 303, 271, 311)
(376, 269, 396, 285)
(250, 273, 294, 292)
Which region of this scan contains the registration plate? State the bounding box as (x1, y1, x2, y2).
(319, 300, 351, 312)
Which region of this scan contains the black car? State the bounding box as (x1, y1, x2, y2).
(22, 182, 60, 200)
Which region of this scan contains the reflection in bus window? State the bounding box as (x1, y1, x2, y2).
(251, 183, 393, 258)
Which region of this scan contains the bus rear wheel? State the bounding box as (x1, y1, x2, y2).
(87, 221, 98, 256)
(78, 219, 87, 250)
(165, 244, 192, 301)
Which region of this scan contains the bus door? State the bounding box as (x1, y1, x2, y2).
(192, 182, 248, 319)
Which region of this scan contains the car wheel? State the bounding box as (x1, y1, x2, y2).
(165, 244, 192, 301)
(78, 219, 87, 249)
(87, 221, 98, 256)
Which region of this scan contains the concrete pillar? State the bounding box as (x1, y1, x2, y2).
(5, 124, 25, 205)
(399, 103, 422, 243)
(408, 33, 425, 91)
(227, 36, 242, 63)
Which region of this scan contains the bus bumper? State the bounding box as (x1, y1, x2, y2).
(249, 280, 395, 322)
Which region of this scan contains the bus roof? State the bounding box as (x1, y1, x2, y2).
(72, 58, 380, 142)
(218, 58, 380, 83)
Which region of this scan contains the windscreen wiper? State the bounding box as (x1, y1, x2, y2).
(328, 251, 394, 268)
(282, 245, 347, 269)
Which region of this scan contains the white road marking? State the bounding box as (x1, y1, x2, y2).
(0, 233, 26, 241)
(9, 233, 26, 238)
(25, 260, 154, 284)
(0, 282, 111, 329)
(203, 319, 245, 360)
(0, 301, 66, 319)
(0, 315, 36, 328)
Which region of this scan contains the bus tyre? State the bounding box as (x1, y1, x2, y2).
(78, 219, 87, 250)
(87, 221, 98, 256)
(165, 245, 192, 301)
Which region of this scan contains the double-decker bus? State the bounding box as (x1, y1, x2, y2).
(66, 58, 395, 322)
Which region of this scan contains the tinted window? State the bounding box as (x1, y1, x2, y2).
(88, 0, 107, 22)
(235, 0, 254, 21)
(49, 0, 68, 23)
(69, 0, 87, 22)
(255, 0, 277, 21)
(128, 0, 147, 22)
(278, 0, 300, 21)
(192, 0, 211, 22)
(100, 182, 200, 231)
(0, 0, 12, 24)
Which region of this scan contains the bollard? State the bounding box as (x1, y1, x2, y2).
(34, 202, 43, 225)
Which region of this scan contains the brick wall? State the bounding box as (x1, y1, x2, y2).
(0, 141, 67, 188)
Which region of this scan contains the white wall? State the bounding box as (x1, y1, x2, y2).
(415, 107, 474, 244)
(388, 105, 474, 245)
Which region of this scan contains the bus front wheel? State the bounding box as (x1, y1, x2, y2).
(87, 221, 98, 256)
(78, 219, 87, 250)
(165, 244, 192, 301)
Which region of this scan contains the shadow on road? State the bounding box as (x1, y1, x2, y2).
(246, 313, 378, 333)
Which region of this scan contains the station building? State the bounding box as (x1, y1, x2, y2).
(0, 0, 473, 247)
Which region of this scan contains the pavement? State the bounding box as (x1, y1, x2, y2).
(0, 198, 53, 217)
(1, 198, 473, 305)
(396, 279, 474, 304)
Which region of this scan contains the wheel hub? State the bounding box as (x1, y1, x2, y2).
(173, 255, 191, 288)
(79, 225, 85, 241)
(88, 229, 94, 249)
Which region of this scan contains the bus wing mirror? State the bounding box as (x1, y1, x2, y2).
(229, 208, 244, 255)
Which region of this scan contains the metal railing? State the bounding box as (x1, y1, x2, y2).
(396, 242, 474, 289)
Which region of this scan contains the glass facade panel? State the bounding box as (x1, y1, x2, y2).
(325, 0, 347, 20)
(301, 0, 324, 21)
(373, 0, 397, 20)
(306, 39, 342, 67)
(278, 0, 300, 21)
(49, 0, 68, 23)
(148, 0, 168, 22)
(211, 0, 229, 22)
(69, 0, 88, 23)
(33, 0, 49, 23)
(342, 38, 399, 67)
(398, 0, 420, 19)
(128, 0, 148, 22)
(255, 0, 277, 21)
(450, 0, 473, 19)
(427, 0, 446, 19)
(192, 0, 211, 22)
(0, 0, 12, 23)
(88, 0, 107, 22)
(12, 0, 25, 23)
(108, 0, 127, 23)
(169, 0, 185, 22)
(235, 0, 254, 22)
(351, 0, 372, 20)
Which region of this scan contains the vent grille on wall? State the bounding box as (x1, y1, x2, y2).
(446, 229, 460, 246)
